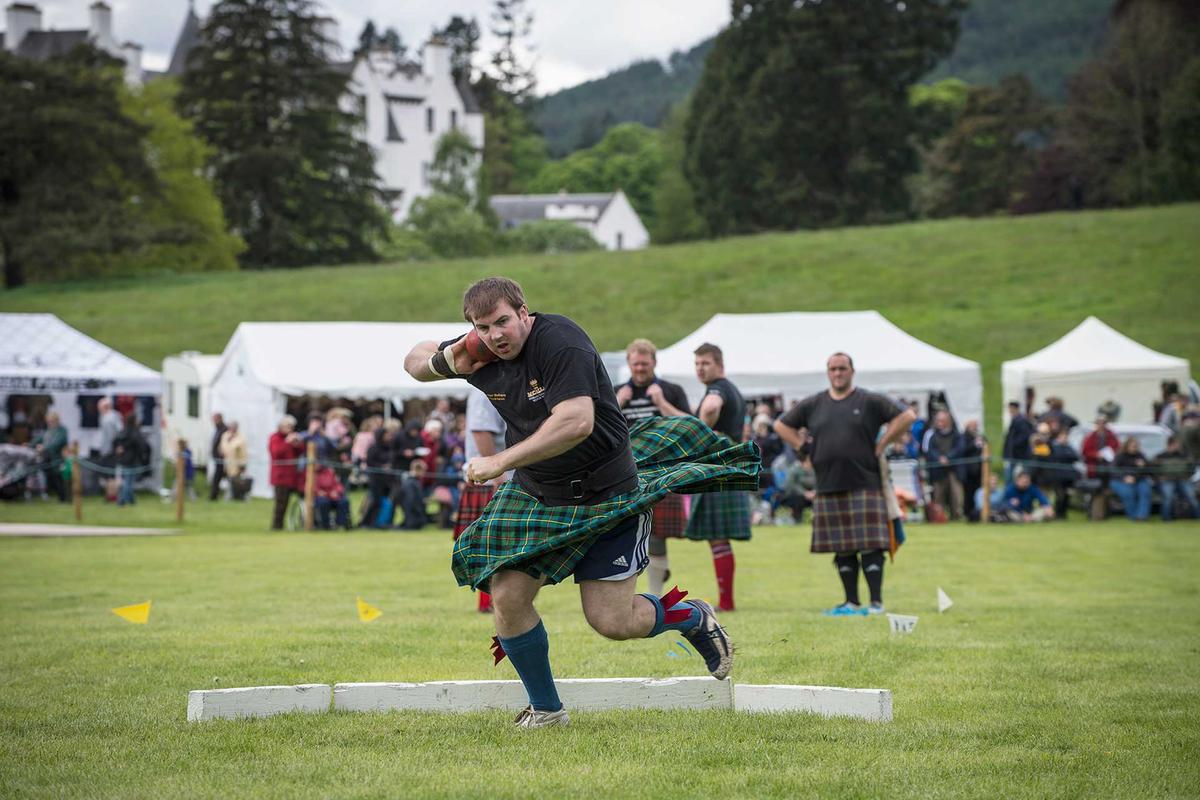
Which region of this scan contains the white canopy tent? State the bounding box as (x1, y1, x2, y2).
(647, 311, 984, 426)
(1001, 316, 1190, 425)
(209, 321, 473, 497)
(0, 313, 162, 484)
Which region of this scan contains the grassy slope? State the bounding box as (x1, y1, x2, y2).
(2, 205, 1198, 432)
(0, 498, 1198, 798)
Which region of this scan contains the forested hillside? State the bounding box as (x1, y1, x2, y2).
(533, 0, 1113, 155)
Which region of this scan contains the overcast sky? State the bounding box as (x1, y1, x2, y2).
(24, 0, 731, 94)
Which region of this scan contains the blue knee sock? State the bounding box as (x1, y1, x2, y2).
(641, 592, 700, 638)
(498, 620, 561, 712)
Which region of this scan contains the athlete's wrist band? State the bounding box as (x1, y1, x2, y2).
(429, 347, 457, 378)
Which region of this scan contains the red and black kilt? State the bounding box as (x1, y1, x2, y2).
(453, 483, 497, 540)
(650, 493, 687, 539)
(810, 488, 890, 553)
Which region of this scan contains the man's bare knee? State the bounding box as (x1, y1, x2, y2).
(584, 607, 633, 640)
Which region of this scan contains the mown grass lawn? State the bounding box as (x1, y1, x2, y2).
(2, 204, 1198, 432)
(1, 497, 1198, 798)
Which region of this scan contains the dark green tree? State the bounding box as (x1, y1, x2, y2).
(429, 128, 481, 205)
(178, 0, 387, 267)
(474, 75, 547, 196)
(489, 0, 536, 103)
(651, 101, 708, 243)
(0, 46, 158, 287)
(355, 20, 376, 57)
(684, 0, 965, 234)
(1060, 0, 1200, 206)
(437, 15, 481, 83)
(918, 75, 1050, 217)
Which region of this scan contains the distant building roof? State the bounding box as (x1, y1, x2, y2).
(456, 77, 480, 113)
(16, 29, 89, 60)
(489, 192, 618, 225)
(166, 6, 201, 76)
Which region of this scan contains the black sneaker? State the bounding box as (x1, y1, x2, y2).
(681, 599, 733, 680)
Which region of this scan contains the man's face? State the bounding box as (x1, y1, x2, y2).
(694, 354, 721, 384)
(826, 356, 853, 391)
(1016, 473, 1030, 489)
(935, 411, 951, 431)
(628, 352, 656, 386)
(471, 301, 532, 360)
(965, 420, 979, 435)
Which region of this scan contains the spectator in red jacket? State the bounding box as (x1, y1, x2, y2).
(314, 466, 351, 530)
(268, 415, 304, 530)
(1081, 415, 1120, 480)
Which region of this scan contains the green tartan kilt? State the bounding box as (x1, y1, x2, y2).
(452, 415, 761, 592)
(683, 491, 752, 541)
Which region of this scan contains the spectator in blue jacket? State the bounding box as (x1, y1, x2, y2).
(1002, 470, 1055, 522)
(923, 410, 964, 520)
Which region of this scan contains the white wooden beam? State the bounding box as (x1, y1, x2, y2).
(333, 677, 732, 713)
(186, 684, 331, 722)
(732, 684, 892, 722)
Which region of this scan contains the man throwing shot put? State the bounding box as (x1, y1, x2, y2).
(404, 277, 760, 728)
(615, 338, 692, 595)
(774, 353, 916, 615)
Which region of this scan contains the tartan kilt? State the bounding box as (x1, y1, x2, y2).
(683, 491, 752, 541)
(810, 488, 890, 553)
(452, 415, 761, 592)
(453, 483, 497, 540)
(650, 493, 688, 539)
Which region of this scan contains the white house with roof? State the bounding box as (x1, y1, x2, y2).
(489, 190, 650, 251)
(2, 0, 143, 83)
(342, 40, 485, 221)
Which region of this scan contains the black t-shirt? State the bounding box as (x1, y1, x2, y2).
(700, 378, 746, 442)
(779, 388, 905, 493)
(452, 313, 633, 490)
(618, 378, 691, 426)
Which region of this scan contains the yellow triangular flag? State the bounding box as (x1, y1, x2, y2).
(111, 600, 151, 624)
(356, 597, 382, 623)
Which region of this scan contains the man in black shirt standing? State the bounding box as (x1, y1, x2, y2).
(616, 338, 692, 595)
(687, 343, 752, 612)
(774, 353, 916, 616)
(404, 278, 759, 729)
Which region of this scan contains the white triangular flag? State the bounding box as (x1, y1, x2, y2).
(937, 587, 953, 613)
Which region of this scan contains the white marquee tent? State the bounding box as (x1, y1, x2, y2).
(210, 321, 473, 497)
(647, 311, 984, 425)
(1001, 316, 1191, 425)
(0, 313, 162, 482)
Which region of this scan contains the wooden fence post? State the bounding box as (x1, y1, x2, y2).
(980, 440, 991, 524)
(71, 442, 82, 522)
(175, 443, 186, 524)
(304, 441, 316, 532)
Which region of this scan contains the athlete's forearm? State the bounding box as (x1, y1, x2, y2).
(404, 341, 444, 382)
(656, 400, 690, 418)
(877, 408, 917, 452)
(773, 419, 805, 450)
(495, 397, 594, 472)
(697, 396, 722, 427)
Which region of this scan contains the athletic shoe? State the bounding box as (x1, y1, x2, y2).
(824, 602, 866, 617)
(514, 705, 569, 728)
(681, 599, 733, 680)
(865, 602, 885, 616)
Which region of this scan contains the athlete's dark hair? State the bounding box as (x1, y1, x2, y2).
(827, 352, 854, 370)
(463, 277, 526, 322)
(693, 342, 723, 366)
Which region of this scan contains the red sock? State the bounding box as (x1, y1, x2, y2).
(478, 591, 492, 613)
(710, 540, 735, 611)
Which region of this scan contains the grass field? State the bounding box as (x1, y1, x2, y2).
(2, 204, 1198, 432)
(2, 496, 1198, 798)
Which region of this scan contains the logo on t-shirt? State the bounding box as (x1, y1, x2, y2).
(487, 392, 507, 402)
(527, 378, 546, 402)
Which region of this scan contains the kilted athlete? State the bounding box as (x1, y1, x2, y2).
(404, 278, 760, 728)
(688, 343, 752, 612)
(616, 338, 692, 595)
(454, 385, 509, 613)
(773, 353, 915, 615)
